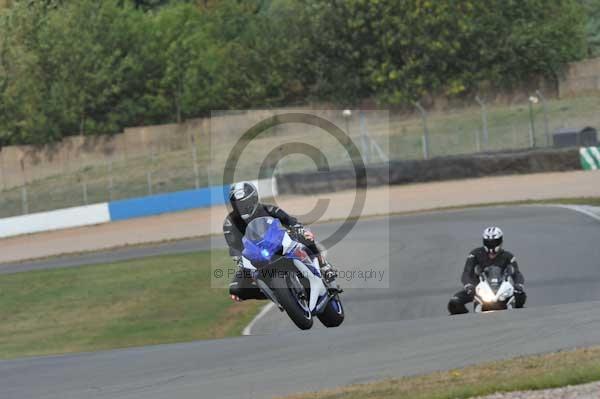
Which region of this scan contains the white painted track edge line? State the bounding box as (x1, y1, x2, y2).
(545, 204, 600, 223)
(242, 302, 275, 336)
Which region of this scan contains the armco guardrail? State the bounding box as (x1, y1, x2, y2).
(0, 145, 586, 239)
(0, 178, 277, 239)
(276, 148, 581, 195)
(580, 147, 600, 170)
(108, 186, 229, 221)
(0, 204, 111, 239)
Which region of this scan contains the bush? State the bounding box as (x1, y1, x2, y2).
(0, 0, 589, 145)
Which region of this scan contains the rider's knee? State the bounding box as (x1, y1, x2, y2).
(229, 282, 243, 298)
(448, 298, 469, 315)
(515, 291, 527, 308)
(230, 283, 266, 300)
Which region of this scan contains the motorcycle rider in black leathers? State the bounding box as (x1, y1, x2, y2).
(223, 181, 336, 302)
(448, 226, 526, 314)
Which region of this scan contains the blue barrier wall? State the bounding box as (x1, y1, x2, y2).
(108, 185, 229, 221)
(0, 178, 277, 238)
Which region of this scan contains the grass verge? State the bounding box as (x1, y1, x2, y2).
(0, 249, 262, 359)
(281, 346, 600, 399)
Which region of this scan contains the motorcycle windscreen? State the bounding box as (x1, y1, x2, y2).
(484, 266, 504, 293)
(242, 217, 286, 264)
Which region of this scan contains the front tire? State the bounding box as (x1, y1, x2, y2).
(272, 273, 313, 330)
(317, 295, 344, 327)
(481, 302, 508, 312)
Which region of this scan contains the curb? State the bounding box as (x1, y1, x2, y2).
(242, 302, 275, 336)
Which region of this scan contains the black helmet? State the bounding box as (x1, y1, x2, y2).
(482, 226, 503, 254)
(229, 181, 259, 220)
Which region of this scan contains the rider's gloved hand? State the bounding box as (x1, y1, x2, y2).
(464, 283, 475, 296)
(514, 283, 525, 293)
(303, 228, 315, 241)
(292, 224, 315, 241)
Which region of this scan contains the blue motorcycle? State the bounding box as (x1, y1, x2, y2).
(242, 217, 344, 330)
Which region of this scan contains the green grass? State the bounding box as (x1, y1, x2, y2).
(388, 93, 600, 159)
(0, 250, 263, 359)
(1, 93, 599, 218)
(282, 347, 600, 399)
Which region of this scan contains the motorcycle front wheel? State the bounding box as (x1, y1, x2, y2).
(272, 272, 313, 330)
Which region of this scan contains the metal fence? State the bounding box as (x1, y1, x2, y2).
(0, 92, 598, 219)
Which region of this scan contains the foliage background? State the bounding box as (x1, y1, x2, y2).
(0, 0, 594, 146)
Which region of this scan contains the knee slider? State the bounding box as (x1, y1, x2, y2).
(448, 298, 468, 314)
(229, 283, 242, 297)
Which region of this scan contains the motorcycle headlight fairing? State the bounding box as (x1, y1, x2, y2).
(476, 285, 497, 303)
(497, 286, 514, 302)
(480, 291, 496, 303)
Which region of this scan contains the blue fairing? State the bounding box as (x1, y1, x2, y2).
(242, 219, 286, 264)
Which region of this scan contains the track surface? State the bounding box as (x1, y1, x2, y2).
(0, 238, 216, 275)
(252, 206, 600, 333)
(2, 206, 600, 399)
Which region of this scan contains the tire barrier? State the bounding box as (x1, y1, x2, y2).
(276, 148, 581, 195)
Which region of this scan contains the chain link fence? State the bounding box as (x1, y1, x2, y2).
(0, 92, 598, 219)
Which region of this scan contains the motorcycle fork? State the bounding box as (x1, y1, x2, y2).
(255, 260, 301, 312)
(254, 278, 284, 311)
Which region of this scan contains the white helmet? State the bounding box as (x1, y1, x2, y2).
(482, 226, 503, 254)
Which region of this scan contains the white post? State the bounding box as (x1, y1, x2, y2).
(82, 181, 88, 205)
(190, 133, 200, 189)
(414, 102, 430, 160)
(109, 176, 114, 201)
(536, 90, 550, 147)
(528, 95, 539, 148)
(475, 96, 489, 148)
(21, 186, 28, 215)
(147, 171, 153, 195)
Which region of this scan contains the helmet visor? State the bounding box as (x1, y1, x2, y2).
(483, 238, 502, 252)
(232, 196, 258, 218)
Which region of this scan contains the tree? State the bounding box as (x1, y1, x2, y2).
(472, 0, 587, 83)
(0, 0, 590, 145)
(0, 1, 156, 143)
(145, 3, 214, 122)
(580, 0, 600, 57)
(201, 0, 310, 108)
(0, 1, 54, 145)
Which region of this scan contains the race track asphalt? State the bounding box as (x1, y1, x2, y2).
(0, 237, 216, 275)
(2, 205, 600, 399)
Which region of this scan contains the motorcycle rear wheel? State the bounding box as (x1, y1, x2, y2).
(317, 294, 344, 327)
